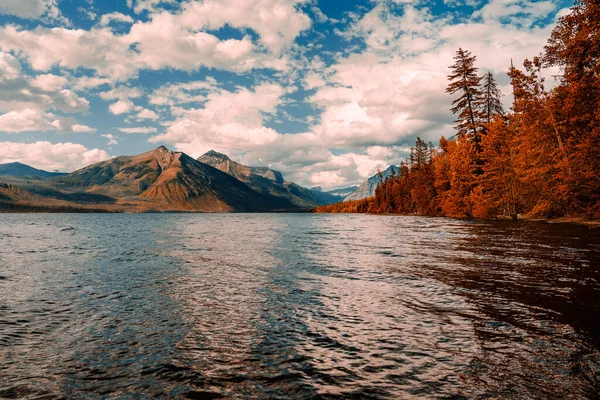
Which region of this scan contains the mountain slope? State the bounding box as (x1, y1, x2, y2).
(53, 146, 277, 212)
(0, 162, 66, 179)
(327, 186, 359, 197)
(198, 150, 319, 208)
(344, 165, 400, 201)
(310, 186, 359, 205)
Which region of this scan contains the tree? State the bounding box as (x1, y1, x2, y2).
(509, 59, 568, 217)
(479, 116, 519, 219)
(482, 72, 504, 124)
(544, 0, 600, 217)
(446, 48, 485, 143)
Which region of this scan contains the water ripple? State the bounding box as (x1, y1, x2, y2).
(0, 214, 599, 399)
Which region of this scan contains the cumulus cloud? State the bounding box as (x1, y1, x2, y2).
(0, 109, 94, 133)
(129, 0, 178, 14)
(0, 0, 67, 23)
(0, 52, 89, 114)
(126, 14, 260, 72)
(0, 26, 138, 81)
(149, 79, 217, 106)
(100, 86, 143, 101)
(118, 126, 157, 134)
(136, 108, 158, 120)
(150, 83, 287, 155)
(0, 140, 111, 172)
(0, 0, 308, 82)
(101, 133, 118, 145)
(108, 100, 134, 115)
(99, 12, 134, 26)
(176, 0, 312, 53)
(30, 73, 68, 91)
(73, 76, 111, 90)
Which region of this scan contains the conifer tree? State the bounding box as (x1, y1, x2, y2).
(446, 48, 485, 142)
(482, 72, 504, 123)
(544, 0, 600, 216)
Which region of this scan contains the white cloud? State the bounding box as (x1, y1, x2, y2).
(0, 26, 137, 81)
(0, 109, 95, 133)
(129, 0, 178, 14)
(304, 72, 326, 90)
(176, 0, 311, 53)
(0, 52, 22, 80)
(136, 108, 159, 120)
(126, 13, 260, 72)
(474, 0, 557, 26)
(0, 140, 111, 172)
(0, 53, 90, 124)
(150, 83, 286, 155)
(0, 0, 67, 23)
(108, 100, 134, 115)
(99, 12, 134, 26)
(0, 10, 289, 82)
(30, 73, 68, 91)
(118, 126, 157, 134)
(101, 133, 118, 145)
(73, 76, 111, 90)
(149, 79, 217, 106)
(99, 86, 143, 101)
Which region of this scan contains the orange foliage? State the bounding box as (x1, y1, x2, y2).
(317, 0, 600, 220)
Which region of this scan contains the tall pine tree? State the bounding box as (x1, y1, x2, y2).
(482, 71, 504, 124)
(446, 48, 485, 142)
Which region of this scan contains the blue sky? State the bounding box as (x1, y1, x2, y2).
(0, 0, 572, 188)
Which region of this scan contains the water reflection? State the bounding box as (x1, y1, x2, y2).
(0, 214, 599, 399)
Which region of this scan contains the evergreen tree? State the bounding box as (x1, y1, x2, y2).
(446, 48, 485, 142)
(482, 71, 504, 123)
(544, 0, 600, 217)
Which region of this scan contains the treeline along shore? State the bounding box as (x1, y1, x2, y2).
(314, 0, 600, 222)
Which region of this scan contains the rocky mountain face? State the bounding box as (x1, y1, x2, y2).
(0, 147, 324, 212)
(53, 146, 282, 211)
(0, 162, 66, 179)
(344, 165, 400, 201)
(198, 150, 319, 209)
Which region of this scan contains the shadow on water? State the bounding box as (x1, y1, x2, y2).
(1, 214, 599, 399)
(422, 220, 600, 399)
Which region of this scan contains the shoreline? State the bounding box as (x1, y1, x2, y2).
(312, 210, 600, 227)
(2, 208, 599, 227)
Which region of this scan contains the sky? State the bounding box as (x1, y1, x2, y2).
(0, 0, 572, 189)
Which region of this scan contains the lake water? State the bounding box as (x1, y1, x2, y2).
(1, 214, 599, 399)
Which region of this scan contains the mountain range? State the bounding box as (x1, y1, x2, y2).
(0, 162, 66, 179)
(0, 147, 396, 212)
(0, 147, 346, 212)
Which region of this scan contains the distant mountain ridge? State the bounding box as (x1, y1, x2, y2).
(0, 147, 325, 212)
(198, 150, 318, 209)
(344, 165, 400, 201)
(0, 162, 66, 179)
(309, 185, 359, 205)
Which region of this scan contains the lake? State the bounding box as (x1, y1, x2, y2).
(1, 214, 599, 399)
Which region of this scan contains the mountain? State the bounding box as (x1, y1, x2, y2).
(51, 146, 279, 212)
(0, 162, 66, 179)
(198, 150, 319, 208)
(309, 185, 359, 205)
(344, 165, 400, 201)
(328, 186, 359, 197)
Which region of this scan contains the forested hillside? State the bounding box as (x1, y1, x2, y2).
(316, 0, 600, 220)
